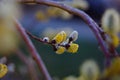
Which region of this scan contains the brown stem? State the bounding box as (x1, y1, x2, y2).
(15, 19, 52, 80)
(26, 31, 50, 44)
(20, 0, 111, 57)
(15, 50, 39, 80)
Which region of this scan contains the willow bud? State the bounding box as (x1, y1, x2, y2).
(69, 31, 78, 42)
(43, 37, 49, 42)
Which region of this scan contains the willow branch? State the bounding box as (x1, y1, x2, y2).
(15, 49, 39, 80)
(26, 31, 68, 51)
(15, 19, 52, 80)
(26, 31, 51, 44)
(19, 0, 113, 57)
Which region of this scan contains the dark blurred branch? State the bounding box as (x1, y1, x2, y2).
(15, 19, 52, 80)
(19, 0, 114, 58)
(15, 49, 39, 80)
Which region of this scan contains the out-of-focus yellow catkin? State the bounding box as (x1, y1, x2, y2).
(60, 10, 72, 20)
(0, 0, 20, 54)
(0, 0, 21, 21)
(71, 0, 89, 10)
(111, 34, 119, 47)
(102, 9, 120, 48)
(63, 76, 78, 80)
(77, 75, 85, 80)
(111, 75, 120, 80)
(58, 0, 89, 10)
(53, 31, 67, 44)
(35, 11, 47, 21)
(0, 25, 19, 54)
(47, 7, 72, 19)
(56, 46, 65, 54)
(80, 60, 100, 80)
(46, 7, 59, 17)
(67, 43, 79, 53)
(103, 57, 120, 78)
(0, 64, 8, 78)
(101, 9, 120, 34)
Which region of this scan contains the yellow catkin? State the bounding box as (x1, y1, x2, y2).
(77, 75, 85, 80)
(0, 64, 8, 78)
(101, 9, 120, 34)
(35, 11, 47, 21)
(72, 0, 89, 10)
(111, 34, 119, 47)
(46, 7, 72, 19)
(56, 46, 65, 54)
(67, 43, 79, 53)
(46, 7, 59, 17)
(63, 76, 78, 80)
(80, 60, 100, 80)
(103, 57, 120, 78)
(0, 25, 19, 54)
(53, 31, 66, 44)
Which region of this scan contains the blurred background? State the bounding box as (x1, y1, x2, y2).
(19, 0, 120, 78)
(1, 0, 120, 80)
(20, 0, 95, 78)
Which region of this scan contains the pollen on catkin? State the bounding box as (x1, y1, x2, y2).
(56, 46, 66, 54)
(52, 31, 67, 44)
(67, 43, 79, 53)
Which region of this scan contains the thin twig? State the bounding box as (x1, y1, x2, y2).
(26, 31, 51, 44)
(15, 19, 52, 80)
(15, 50, 39, 80)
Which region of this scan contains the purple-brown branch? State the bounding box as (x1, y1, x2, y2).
(15, 19, 52, 80)
(26, 31, 51, 44)
(20, 0, 112, 57)
(16, 0, 120, 79)
(15, 49, 39, 80)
